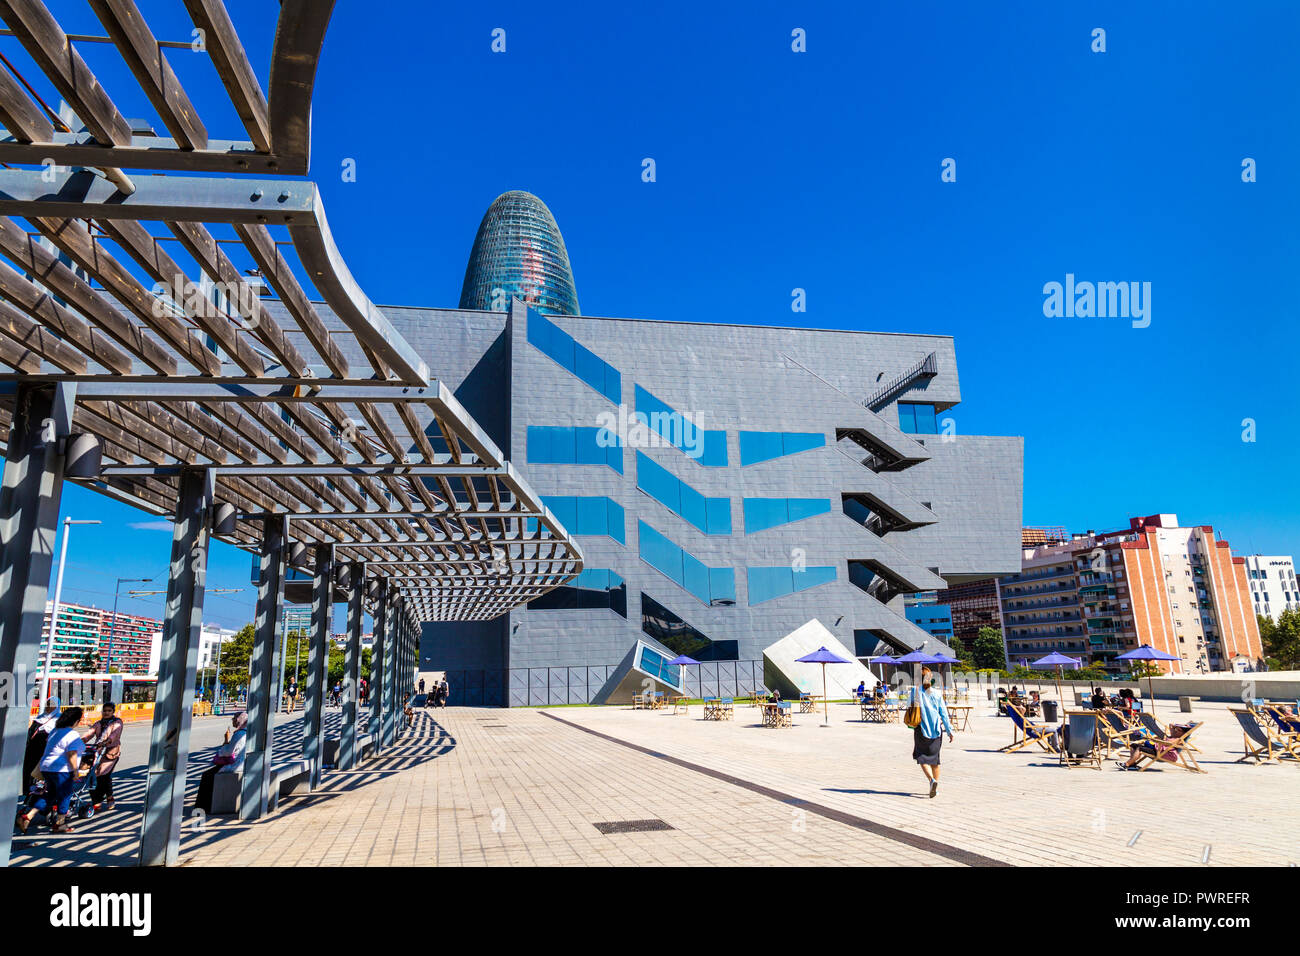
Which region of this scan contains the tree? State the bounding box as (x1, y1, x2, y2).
(972, 626, 1007, 670)
(214, 624, 255, 696)
(74, 649, 100, 673)
(948, 634, 975, 667)
(1259, 610, 1300, 670)
(1128, 662, 1162, 680)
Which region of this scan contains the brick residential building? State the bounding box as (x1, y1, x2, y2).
(1000, 514, 1263, 674)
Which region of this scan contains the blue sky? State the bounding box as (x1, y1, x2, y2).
(39, 1, 1300, 628)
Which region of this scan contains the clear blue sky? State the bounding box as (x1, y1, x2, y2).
(41, 1, 1300, 629)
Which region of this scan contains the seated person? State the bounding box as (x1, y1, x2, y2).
(855, 681, 866, 700)
(1024, 690, 1041, 718)
(1117, 722, 1192, 770)
(1091, 686, 1110, 709)
(1116, 688, 1137, 714)
(770, 689, 782, 703)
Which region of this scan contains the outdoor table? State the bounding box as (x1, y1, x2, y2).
(704, 698, 734, 721)
(948, 704, 973, 731)
(799, 695, 820, 714)
(672, 696, 690, 715)
(761, 702, 792, 728)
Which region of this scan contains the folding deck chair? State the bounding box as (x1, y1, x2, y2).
(1261, 706, 1300, 744)
(1230, 707, 1300, 764)
(1131, 721, 1206, 773)
(1138, 711, 1201, 753)
(1096, 709, 1142, 759)
(999, 704, 1058, 754)
(1059, 710, 1102, 769)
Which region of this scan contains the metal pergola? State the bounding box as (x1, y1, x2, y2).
(0, 0, 582, 866)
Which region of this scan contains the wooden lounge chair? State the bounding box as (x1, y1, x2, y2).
(999, 704, 1058, 754)
(1131, 721, 1205, 773)
(1137, 711, 1201, 753)
(1230, 707, 1299, 764)
(1059, 710, 1102, 769)
(1261, 706, 1300, 744)
(1096, 709, 1141, 758)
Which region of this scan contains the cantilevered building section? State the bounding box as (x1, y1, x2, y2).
(412, 299, 1026, 704)
(459, 191, 581, 316)
(1001, 515, 1264, 674)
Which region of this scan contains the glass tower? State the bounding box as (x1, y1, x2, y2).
(459, 191, 580, 316)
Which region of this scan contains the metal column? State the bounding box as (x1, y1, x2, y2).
(303, 543, 333, 789)
(339, 561, 363, 770)
(242, 516, 286, 820)
(369, 579, 387, 754)
(381, 595, 399, 748)
(138, 467, 213, 867)
(0, 382, 74, 868)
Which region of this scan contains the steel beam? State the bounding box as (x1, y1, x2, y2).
(0, 381, 73, 867)
(101, 464, 505, 478)
(241, 515, 286, 821)
(138, 467, 212, 867)
(0, 131, 291, 173)
(339, 560, 362, 770)
(13, 377, 446, 405)
(0, 168, 428, 383)
(303, 542, 333, 789)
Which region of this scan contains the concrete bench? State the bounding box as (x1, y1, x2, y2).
(267, 759, 312, 813)
(210, 772, 242, 815)
(323, 733, 375, 768)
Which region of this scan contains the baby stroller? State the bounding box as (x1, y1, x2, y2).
(21, 743, 104, 826)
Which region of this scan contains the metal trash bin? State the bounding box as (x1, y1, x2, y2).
(1041, 700, 1060, 722)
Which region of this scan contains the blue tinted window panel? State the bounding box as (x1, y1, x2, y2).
(914, 404, 938, 434)
(747, 566, 796, 605)
(705, 498, 731, 535)
(575, 497, 607, 536)
(606, 441, 623, 474)
(573, 427, 604, 465)
(781, 432, 826, 456)
(636, 452, 681, 513)
(679, 483, 708, 534)
(607, 499, 626, 544)
(542, 495, 577, 531)
(639, 521, 685, 586)
(898, 404, 917, 434)
(526, 426, 551, 463)
(602, 364, 622, 404)
(794, 565, 837, 592)
(682, 553, 711, 605)
(700, 431, 728, 467)
(573, 343, 606, 396)
(709, 567, 736, 604)
(739, 431, 785, 466)
(787, 498, 832, 522)
(743, 498, 789, 534)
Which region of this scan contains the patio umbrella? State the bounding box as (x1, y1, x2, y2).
(1029, 651, 1080, 707)
(867, 654, 896, 687)
(795, 646, 853, 726)
(1116, 644, 1179, 715)
(665, 654, 700, 698)
(892, 649, 945, 701)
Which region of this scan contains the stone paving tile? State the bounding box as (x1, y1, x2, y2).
(180, 707, 967, 867)
(16, 698, 1294, 867)
(549, 698, 1299, 867)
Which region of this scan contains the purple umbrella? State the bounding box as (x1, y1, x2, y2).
(1030, 651, 1081, 706)
(666, 654, 700, 699)
(1116, 644, 1179, 715)
(867, 654, 896, 686)
(795, 646, 853, 726)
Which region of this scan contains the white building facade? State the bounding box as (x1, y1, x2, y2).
(1242, 555, 1298, 621)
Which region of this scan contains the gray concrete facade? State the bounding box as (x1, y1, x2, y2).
(276, 299, 1023, 706)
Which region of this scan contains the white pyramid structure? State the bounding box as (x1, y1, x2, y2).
(762, 619, 878, 699)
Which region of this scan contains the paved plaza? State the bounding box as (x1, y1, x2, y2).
(11, 695, 1297, 867)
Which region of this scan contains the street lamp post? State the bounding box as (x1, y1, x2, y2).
(41, 517, 102, 703)
(104, 576, 151, 699)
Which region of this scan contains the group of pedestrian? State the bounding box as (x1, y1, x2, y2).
(15, 697, 123, 834)
(427, 676, 449, 708)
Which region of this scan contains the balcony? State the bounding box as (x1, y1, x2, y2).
(1001, 581, 1078, 599)
(1007, 566, 1077, 584)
